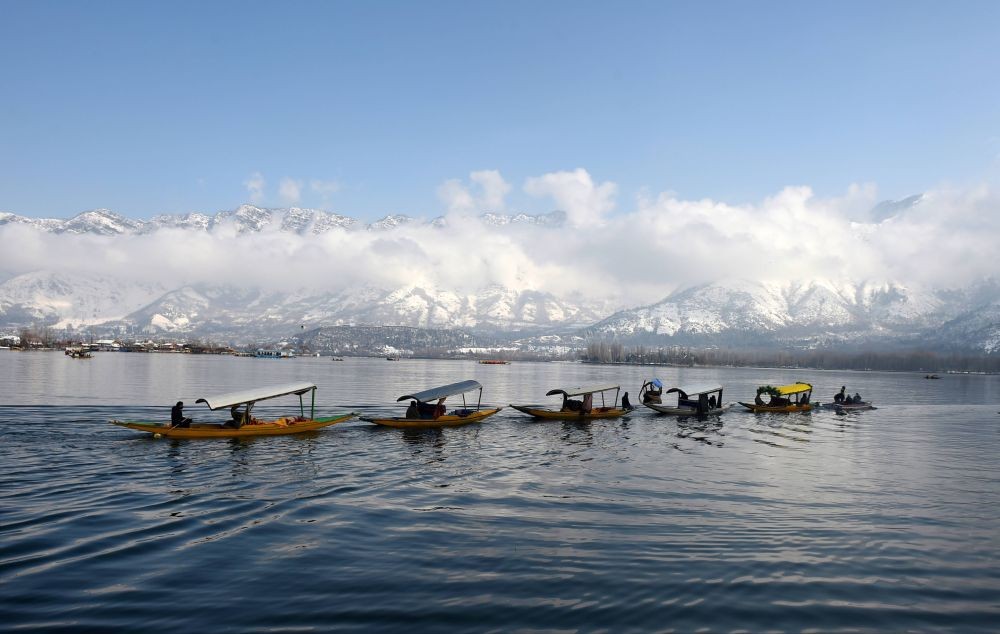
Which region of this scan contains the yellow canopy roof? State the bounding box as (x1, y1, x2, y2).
(776, 382, 812, 395)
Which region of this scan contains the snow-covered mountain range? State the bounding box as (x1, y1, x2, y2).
(587, 278, 1000, 353)
(0, 205, 565, 235)
(1, 201, 998, 353)
(3, 270, 998, 353)
(0, 272, 609, 337)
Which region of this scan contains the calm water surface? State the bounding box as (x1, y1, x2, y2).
(1, 352, 999, 632)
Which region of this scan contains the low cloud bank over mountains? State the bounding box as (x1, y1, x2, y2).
(2, 172, 998, 352)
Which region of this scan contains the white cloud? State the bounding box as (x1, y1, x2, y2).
(437, 169, 511, 215)
(524, 168, 617, 227)
(310, 179, 340, 196)
(470, 170, 511, 210)
(278, 178, 303, 205)
(243, 172, 265, 203)
(1, 171, 997, 312)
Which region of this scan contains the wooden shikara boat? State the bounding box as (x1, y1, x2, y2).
(739, 382, 813, 413)
(362, 379, 501, 429)
(510, 384, 626, 421)
(111, 382, 354, 439)
(817, 401, 876, 412)
(641, 382, 728, 416)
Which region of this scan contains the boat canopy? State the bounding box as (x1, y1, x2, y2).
(397, 380, 483, 403)
(196, 382, 317, 410)
(546, 384, 620, 398)
(775, 382, 812, 396)
(665, 385, 723, 398)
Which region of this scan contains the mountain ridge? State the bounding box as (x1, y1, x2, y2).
(0, 205, 567, 236)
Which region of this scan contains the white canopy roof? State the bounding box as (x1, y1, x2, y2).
(195, 382, 316, 410)
(546, 384, 620, 398)
(397, 380, 482, 403)
(665, 385, 723, 398)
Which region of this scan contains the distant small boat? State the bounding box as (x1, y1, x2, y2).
(479, 359, 510, 365)
(111, 382, 353, 438)
(331, 357, 344, 361)
(739, 383, 813, 413)
(256, 349, 294, 359)
(65, 348, 92, 359)
(925, 374, 941, 379)
(511, 384, 626, 420)
(362, 380, 501, 428)
(386, 355, 400, 361)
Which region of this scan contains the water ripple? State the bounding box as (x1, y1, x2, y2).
(1, 361, 999, 631)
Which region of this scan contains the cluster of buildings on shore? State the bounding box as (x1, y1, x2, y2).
(0, 335, 301, 357)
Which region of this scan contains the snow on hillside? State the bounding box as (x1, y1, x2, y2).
(588, 278, 972, 346)
(0, 271, 166, 328)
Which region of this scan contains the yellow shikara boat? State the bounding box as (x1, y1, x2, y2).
(510, 384, 627, 420)
(362, 379, 501, 429)
(739, 382, 813, 413)
(111, 382, 354, 438)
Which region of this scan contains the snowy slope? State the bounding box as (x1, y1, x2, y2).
(588, 278, 962, 346)
(0, 271, 166, 328)
(115, 283, 610, 336)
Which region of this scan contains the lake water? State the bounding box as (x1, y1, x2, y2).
(2, 352, 999, 632)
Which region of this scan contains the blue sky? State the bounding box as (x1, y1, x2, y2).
(2, 0, 999, 220)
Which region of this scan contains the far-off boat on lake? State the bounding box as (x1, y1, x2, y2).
(111, 382, 354, 439)
(510, 384, 626, 420)
(640, 381, 727, 416)
(362, 379, 501, 429)
(739, 383, 813, 413)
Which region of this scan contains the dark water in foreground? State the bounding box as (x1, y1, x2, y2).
(1, 353, 999, 632)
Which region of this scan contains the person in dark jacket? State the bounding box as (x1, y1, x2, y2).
(405, 400, 419, 419)
(834, 386, 846, 403)
(621, 392, 632, 410)
(171, 401, 192, 428)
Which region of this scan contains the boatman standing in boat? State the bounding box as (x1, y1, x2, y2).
(171, 401, 192, 428)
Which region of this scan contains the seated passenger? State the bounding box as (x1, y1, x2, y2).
(853, 392, 862, 403)
(225, 405, 245, 428)
(434, 398, 446, 419)
(171, 401, 192, 428)
(834, 386, 846, 403)
(417, 401, 437, 419)
(405, 400, 419, 419)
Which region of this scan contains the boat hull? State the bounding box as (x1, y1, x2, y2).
(738, 402, 813, 413)
(112, 414, 354, 438)
(817, 402, 876, 412)
(509, 404, 627, 420)
(365, 407, 501, 428)
(644, 403, 728, 416)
